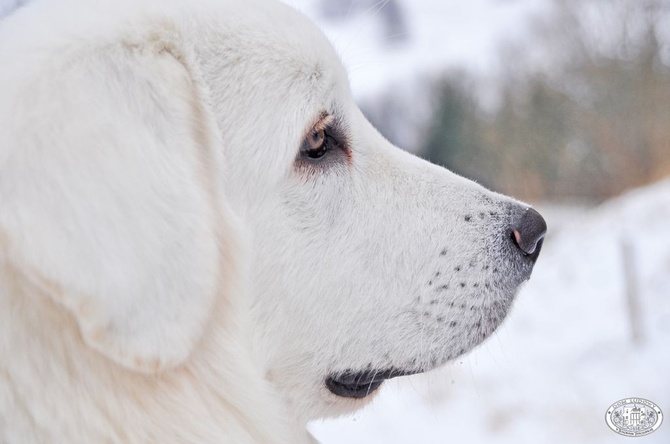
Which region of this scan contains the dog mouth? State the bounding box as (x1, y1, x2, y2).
(326, 368, 420, 399)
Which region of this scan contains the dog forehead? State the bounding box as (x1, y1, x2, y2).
(194, 0, 336, 65)
(188, 0, 352, 184)
(229, 1, 346, 97)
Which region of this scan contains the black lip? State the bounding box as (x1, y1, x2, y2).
(326, 368, 419, 399)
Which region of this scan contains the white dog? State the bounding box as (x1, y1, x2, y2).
(0, 0, 546, 442)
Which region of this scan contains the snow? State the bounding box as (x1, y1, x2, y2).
(310, 179, 670, 443)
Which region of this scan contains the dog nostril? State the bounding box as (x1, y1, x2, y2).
(510, 207, 547, 255)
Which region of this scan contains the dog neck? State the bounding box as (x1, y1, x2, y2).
(0, 260, 309, 444)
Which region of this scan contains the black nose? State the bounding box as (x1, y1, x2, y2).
(510, 207, 546, 256)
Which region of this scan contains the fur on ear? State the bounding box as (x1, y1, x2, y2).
(0, 34, 225, 373)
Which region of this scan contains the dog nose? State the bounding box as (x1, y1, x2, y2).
(510, 207, 546, 256)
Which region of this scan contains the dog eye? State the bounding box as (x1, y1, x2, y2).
(297, 113, 348, 166)
(304, 127, 329, 159)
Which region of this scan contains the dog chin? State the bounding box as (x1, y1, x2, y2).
(324, 286, 521, 402)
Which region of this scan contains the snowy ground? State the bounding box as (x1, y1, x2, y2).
(310, 179, 670, 443)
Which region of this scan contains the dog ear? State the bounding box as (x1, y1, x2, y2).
(0, 39, 228, 373)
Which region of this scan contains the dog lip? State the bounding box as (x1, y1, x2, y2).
(326, 368, 420, 399)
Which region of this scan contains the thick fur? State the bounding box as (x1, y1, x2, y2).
(0, 0, 538, 442)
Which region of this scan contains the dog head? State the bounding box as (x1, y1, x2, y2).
(187, 0, 546, 422)
(0, 0, 545, 429)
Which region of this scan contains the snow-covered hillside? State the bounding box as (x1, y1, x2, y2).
(310, 179, 670, 443)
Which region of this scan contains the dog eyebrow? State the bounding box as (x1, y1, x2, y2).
(302, 110, 333, 141)
(300, 109, 349, 152)
(314, 111, 334, 132)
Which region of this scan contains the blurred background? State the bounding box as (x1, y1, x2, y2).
(2, 0, 668, 442)
(283, 0, 670, 203)
(276, 0, 670, 443)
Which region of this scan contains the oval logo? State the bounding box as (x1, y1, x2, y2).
(605, 397, 663, 437)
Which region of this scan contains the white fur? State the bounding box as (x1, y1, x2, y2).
(0, 0, 536, 442)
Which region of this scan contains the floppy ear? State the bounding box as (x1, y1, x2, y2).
(0, 38, 225, 373)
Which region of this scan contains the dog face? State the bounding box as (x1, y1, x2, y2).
(191, 0, 546, 422)
(0, 0, 545, 431)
